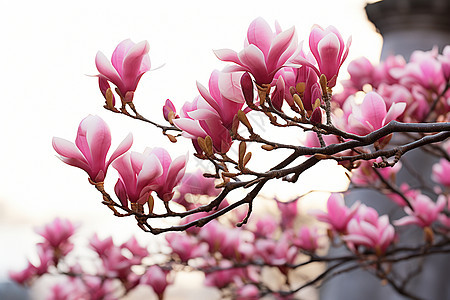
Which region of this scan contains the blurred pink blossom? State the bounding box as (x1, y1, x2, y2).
(394, 194, 446, 228)
(140, 265, 171, 299)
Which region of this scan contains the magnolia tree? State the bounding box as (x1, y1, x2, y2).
(10, 18, 450, 300)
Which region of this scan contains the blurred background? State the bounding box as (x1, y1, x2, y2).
(0, 0, 383, 298)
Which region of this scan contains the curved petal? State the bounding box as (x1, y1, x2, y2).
(213, 49, 241, 65)
(361, 92, 387, 130)
(107, 133, 133, 167)
(111, 39, 135, 77)
(95, 51, 123, 89)
(267, 26, 296, 71)
(197, 82, 221, 113)
(238, 45, 269, 84)
(52, 137, 86, 162)
(247, 17, 273, 56)
(122, 40, 150, 91)
(173, 118, 207, 138)
(218, 71, 245, 103)
(383, 102, 406, 125)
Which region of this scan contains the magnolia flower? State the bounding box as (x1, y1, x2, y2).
(165, 233, 208, 262)
(293, 227, 320, 252)
(162, 99, 177, 123)
(310, 193, 359, 234)
(173, 70, 245, 153)
(343, 206, 395, 255)
(214, 17, 298, 85)
(112, 148, 163, 206)
(35, 218, 76, 258)
(394, 194, 446, 228)
(291, 25, 351, 87)
(52, 115, 133, 182)
(148, 148, 187, 202)
(347, 92, 406, 136)
(140, 265, 171, 299)
(96, 39, 151, 102)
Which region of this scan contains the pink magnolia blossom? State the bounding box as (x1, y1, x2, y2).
(293, 227, 320, 252)
(432, 158, 450, 187)
(291, 25, 351, 87)
(204, 261, 247, 289)
(214, 17, 298, 85)
(89, 234, 114, 257)
(347, 92, 406, 136)
(112, 148, 164, 205)
(162, 99, 177, 122)
(197, 70, 246, 128)
(140, 265, 171, 299)
(173, 70, 246, 153)
(346, 56, 375, 90)
(343, 205, 395, 255)
(172, 170, 219, 210)
(252, 215, 278, 238)
(391, 48, 445, 93)
(275, 198, 299, 230)
(165, 233, 208, 262)
(310, 193, 359, 234)
(148, 148, 187, 202)
(96, 39, 151, 102)
(394, 194, 446, 228)
(254, 233, 297, 266)
(9, 263, 36, 285)
(52, 115, 133, 182)
(121, 236, 148, 264)
(35, 218, 76, 258)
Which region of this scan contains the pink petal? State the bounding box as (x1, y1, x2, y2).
(308, 25, 326, 65)
(208, 70, 222, 106)
(107, 133, 133, 167)
(246, 17, 273, 56)
(188, 108, 220, 120)
(122, 40, 150, 91)
(218, 71, 245, 103)
(138, 154, 163, 185)
(383, 102, 406, 125)
(197, 82, 221, 113)
(213, 49, 241, 65)
(172, 118, 207, 138)
(52, 137, 86, 162)
(238, 45, 269, 84)
(394, 216, 420, 227)
(111, 39, 136, 77)
(95, 51, 122, 89)
(267, 26, 296, 71)
(361, 92, 387, 130)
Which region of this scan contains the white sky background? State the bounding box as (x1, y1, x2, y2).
(0, 0, 382, 286)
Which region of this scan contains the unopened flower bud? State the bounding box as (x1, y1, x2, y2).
(241, 72, 254, 105)
(310, 107, 322, 125)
